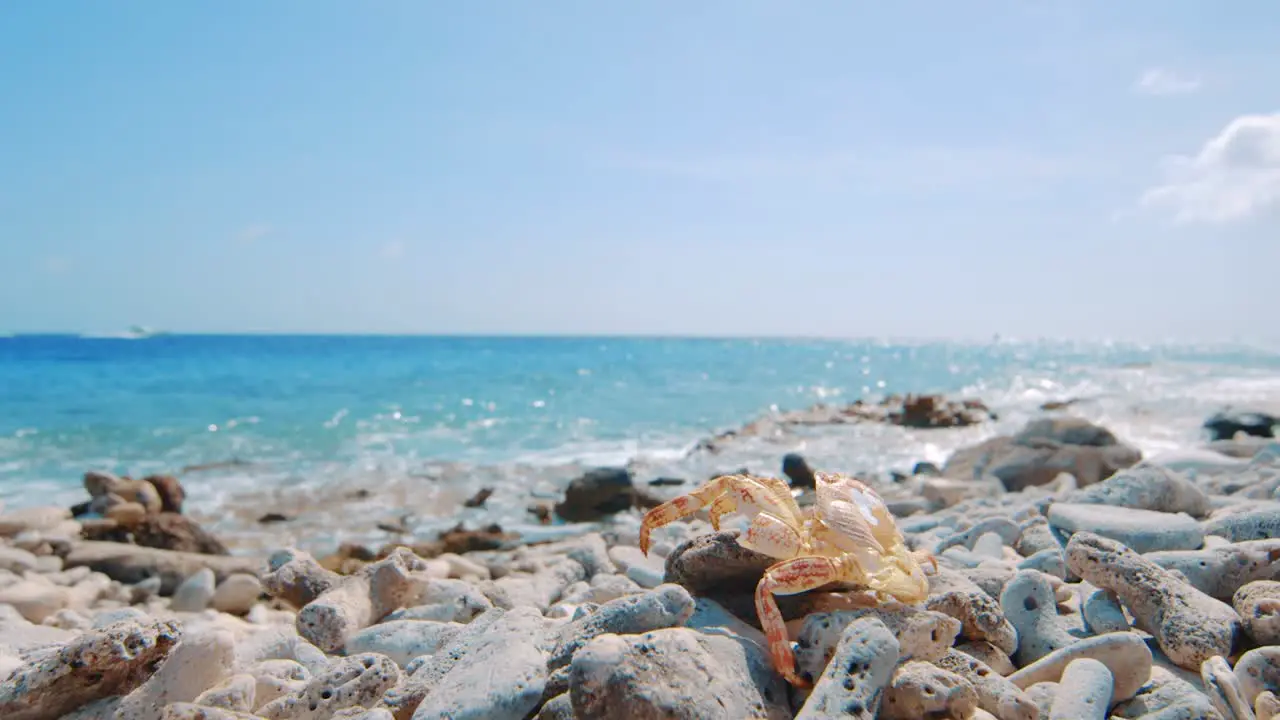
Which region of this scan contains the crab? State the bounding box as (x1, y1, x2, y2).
(639, 470, 936, 687)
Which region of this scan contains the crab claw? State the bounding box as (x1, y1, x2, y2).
(912, 548, 939, 574)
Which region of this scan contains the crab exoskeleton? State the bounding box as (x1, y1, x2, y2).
(639, 470, 936, 687)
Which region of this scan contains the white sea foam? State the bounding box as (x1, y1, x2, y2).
(206, 356, 1278, 549)
(4, 341, 1280, 557)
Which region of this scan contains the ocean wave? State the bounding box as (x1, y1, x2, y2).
(2, 337, 1279, 555)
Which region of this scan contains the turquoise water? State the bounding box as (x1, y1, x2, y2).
(3, 335, 1279, 545)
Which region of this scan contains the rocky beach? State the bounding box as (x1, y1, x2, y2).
(4, 0, 1277, 710)
(1, 396, 1279, 719)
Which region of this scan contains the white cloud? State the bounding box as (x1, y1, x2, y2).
(378, 240, 406, 259)
(1133, 68, 1202, 96)
(1140, 112, 1280, 223)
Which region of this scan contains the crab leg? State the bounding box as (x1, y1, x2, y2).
(639, 481, 729, 555)
(639, 473, 794, 555)
(755, 555, 856, 687)
(913, 548, 939, 574)
(708, 493, 736, 530)
(739, 511, 806, 558)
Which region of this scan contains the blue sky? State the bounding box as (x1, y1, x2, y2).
(1, 2, 1277, 341)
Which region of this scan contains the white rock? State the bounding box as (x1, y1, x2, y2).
(171, 567, 217, 613)
(257, 652, 400, 719)
(41, 608, 90, 631)
(115, 628, 237, 720)
(436, 553, 490, 581)
(0, 603, 76, 653)
(410, 609, 549, 720)
(130, 575, 163, 603)
(246, 604, 297, 626)
(212, 573, 264, 615)
(570, 626, 790, 719)
(0, 506, 71, 537)
(92, 607, 150, 629)
(625, 564, 665, 589)
(33, 555, 63, 573)
(234, 626, 330, 676)
(193, 672, 257, 712)
(345, 619, 463, 667)
(0, 580, 68, 623)
(972, 532, 1007, 561)
(0, 546, 38, 573)
(249, 659, 312, 708)
(65, 572, 112, 610)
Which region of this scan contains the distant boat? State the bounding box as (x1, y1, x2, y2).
(126, 325, 168, 339)
(81, 325, 169, 339)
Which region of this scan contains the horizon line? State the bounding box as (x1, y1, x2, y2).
(2, 329, 1277, 349)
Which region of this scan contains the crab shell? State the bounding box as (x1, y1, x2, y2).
(639, 470, 932, 686)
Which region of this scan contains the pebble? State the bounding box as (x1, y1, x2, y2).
(0, 619, 183, 720)
(115, 628, 237, 720)
(1114, 665, 1221, 718)
(1063, 463, 1212, 516)
(880, 660, 979, 720)
(1235, 646, 1280, 706)
(1008, 631, 1153, 703)
(248, 659, 311, 708)
(390, 577, 492, 623)
(410, 625, 546, 719)
(607, 545, 666, 589)
(344, 619, 462, 667)
(1048, 503, 1205, 553)
(569, 627, 790, 720)
(796, 616, 899, 719)
(163, 704, 263, 719)
(258, 653, 401, 719)
(1081, 588, 1129, 634)
(0, 580, 68, 622)
(262, 548, 341, 608)
(1049, 657, 1113, 719)
(1258, 691, 1280, 718)
(794, 605, 960, 683)
(384, 606, 553, 719)
(410, 605, 552, 719)
(1001, 569, 1080, 665)
(1201, 654, 1253, 720)
(1144, 538, 1280, 600)
(193, 673, 257, 712)
(926, 568, 1019, 656)
(1066, 531, 1241, 669)
(934, 648, 1039, 720)
(0, 506, 72, 537)
(7, 434, 1280, 719)
(534, 693, 574, 720)
(211, 573, 264, 616)
(548, 583, 694, 670)
(297, 549, 442, 652)
(0, 546, 38, 573)
(1236, 580, 1280, 645)
(1205, 506, 1280, 542)
(956, 640, 1017, 675)
(171, 568, 218, 613)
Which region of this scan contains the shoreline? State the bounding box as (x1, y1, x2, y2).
(169, 394, 1016, 557)
(1, 405, 1278, 717)
(6, 337, 1280, 541)
(9, 393, 1275, 561)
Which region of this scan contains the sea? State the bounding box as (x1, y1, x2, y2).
(2, 334, 1279, 553)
